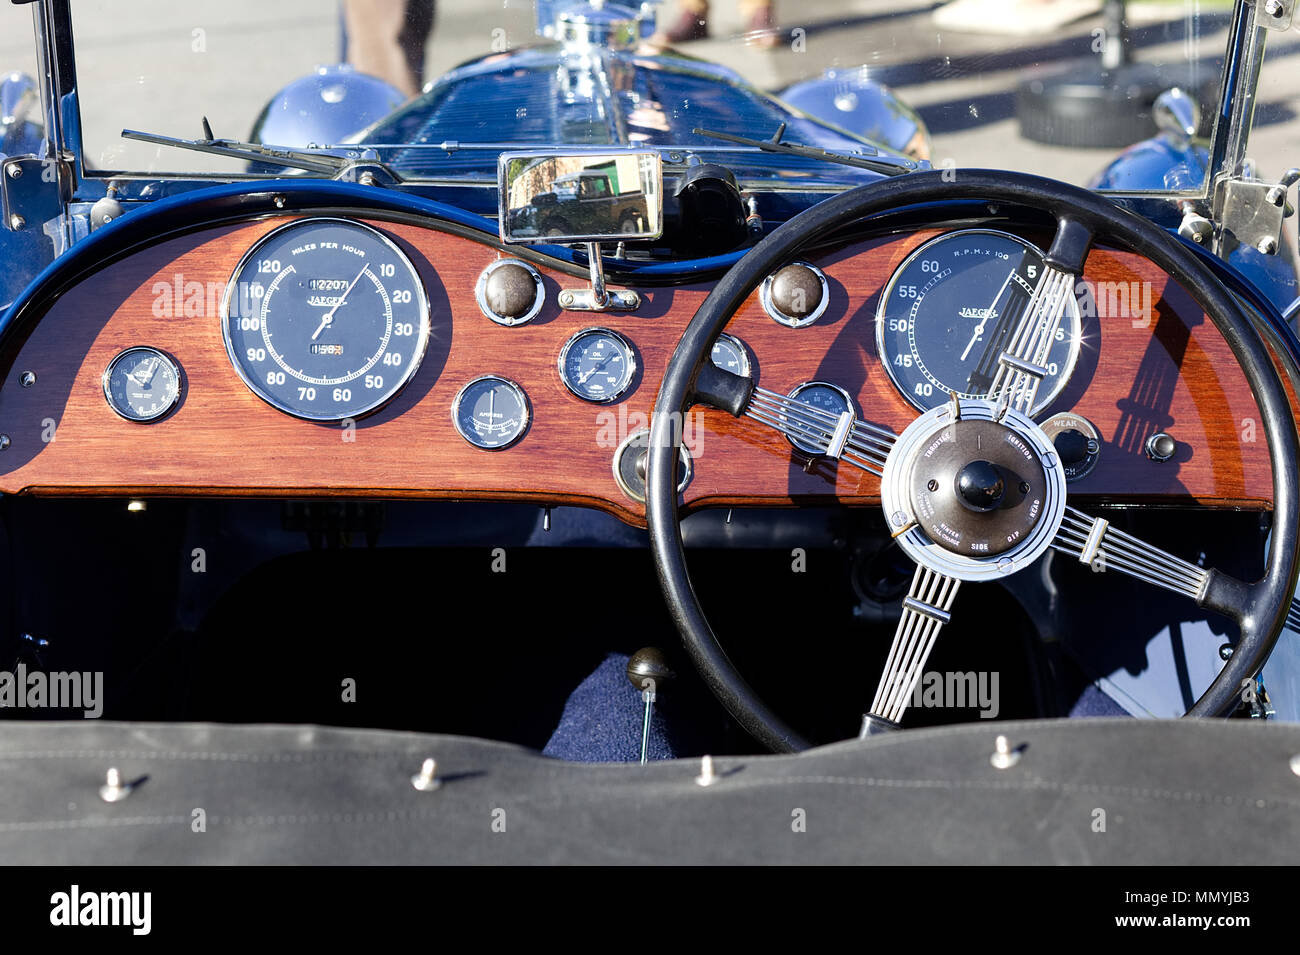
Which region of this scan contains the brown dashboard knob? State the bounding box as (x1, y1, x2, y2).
(476, 259, 544, 326)
(762, 262, 828, 327)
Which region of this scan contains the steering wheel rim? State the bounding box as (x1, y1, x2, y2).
(646, 169, 1300, 753)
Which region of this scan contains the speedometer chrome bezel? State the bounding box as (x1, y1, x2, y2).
(219, 216, 432, 422)
(874, 228, 1082, 418)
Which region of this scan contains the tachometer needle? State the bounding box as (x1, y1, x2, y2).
(312, 265, 368, 341)
(959, 269, 1017, 362)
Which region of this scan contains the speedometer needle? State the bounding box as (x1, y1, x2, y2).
(311, 265, 368, 341)
(959, 269, 1017, 362)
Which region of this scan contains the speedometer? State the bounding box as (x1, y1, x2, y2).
(876, 229, 1081, 416)
(221, 218, 431, 421)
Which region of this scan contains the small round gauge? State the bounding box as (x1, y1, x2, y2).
(786, 381, 856, 456)
(876, 229, 1082, 416)
(710, 333, 752, 378)
(221, 217, 430, 422)
(558, 327, 636, 403)
(102, 347, 182, 422)
(452, 376, 530, 450)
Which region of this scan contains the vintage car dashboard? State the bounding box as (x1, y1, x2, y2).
(0, 196, 1276, 526)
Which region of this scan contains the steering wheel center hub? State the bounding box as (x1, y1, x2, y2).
(882, 400, 1067, 580)
(909, 417, 1049, 558)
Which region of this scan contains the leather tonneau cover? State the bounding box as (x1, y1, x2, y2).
(0, 718, 1296, 864)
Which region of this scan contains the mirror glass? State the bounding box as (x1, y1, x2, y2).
(499, 151, 663, 244)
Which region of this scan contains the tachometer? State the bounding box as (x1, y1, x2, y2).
(876, 229, 1081, 416)
(221, 218, 431, 421)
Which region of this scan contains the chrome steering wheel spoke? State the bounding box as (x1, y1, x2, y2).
(986, 218, 1091, 416)
(1050, 505, 1212, 602)
(742, 384, 897, 476)
(988, 264, 1079, 416)
(865, 564, 961, 726)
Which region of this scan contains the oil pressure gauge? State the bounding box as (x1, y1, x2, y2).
(452, 375, 530, 450)
(102, 346, 182, 422)
(559, 327, 636, 403)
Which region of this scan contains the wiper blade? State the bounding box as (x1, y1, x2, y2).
(121, 120, 359, 176)
(692, 124, 921, 177)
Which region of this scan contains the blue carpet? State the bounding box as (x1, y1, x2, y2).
(1069, 682, 1130, 717)
(543, 653, 679, 762)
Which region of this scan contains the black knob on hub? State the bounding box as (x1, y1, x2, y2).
(956, 460, 1006, 512)
(626, 647, 675, 694)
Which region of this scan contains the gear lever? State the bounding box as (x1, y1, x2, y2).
(626, 647, 675, 764)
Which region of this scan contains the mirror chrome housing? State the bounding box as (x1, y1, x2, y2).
(498, 151, 664, 245)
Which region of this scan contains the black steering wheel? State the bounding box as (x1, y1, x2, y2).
(646, 169, 1300, 752)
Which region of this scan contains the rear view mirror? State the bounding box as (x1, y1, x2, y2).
(499, 151, 664, 244)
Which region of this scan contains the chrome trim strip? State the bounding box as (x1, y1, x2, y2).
(1079, 516, 1109, 566)
(902, 595, 952, 625)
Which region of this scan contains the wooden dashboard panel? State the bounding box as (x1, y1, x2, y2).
(0, 215, 1275, 524)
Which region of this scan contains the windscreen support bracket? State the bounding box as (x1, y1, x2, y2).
(1211, 166, 1299, 256)
(1255, 0, 1294, 31)
(0, 154, 72, 232)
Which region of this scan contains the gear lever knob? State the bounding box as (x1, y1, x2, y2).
(626, 646, 675, 696)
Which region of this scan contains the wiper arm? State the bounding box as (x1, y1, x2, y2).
(121, 118, 385, 177)
(692, 124, 921, 177)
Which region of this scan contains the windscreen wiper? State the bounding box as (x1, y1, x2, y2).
(692, 123, 921, 177)
(121, 118, 391, 178)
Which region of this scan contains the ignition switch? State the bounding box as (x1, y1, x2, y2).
(1041, 413, 1102, 482)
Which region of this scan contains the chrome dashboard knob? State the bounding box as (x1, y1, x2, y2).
(1145, 432, 1178, 462)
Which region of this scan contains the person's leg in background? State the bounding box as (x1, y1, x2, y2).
(738, 0, 778, 48)
(658, 0, 711, 43)
(656, 1, 779, 48)
(343, 0, 436, 97)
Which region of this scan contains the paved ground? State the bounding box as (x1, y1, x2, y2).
(1, 0, 1296, 189)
